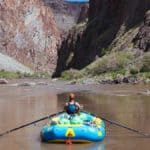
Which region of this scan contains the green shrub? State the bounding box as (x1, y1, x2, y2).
(139, 72, 150, 79)
(140, 52, 150, 72)
(61, 71, 73, 80)
(23, 72, 50, 78)
(144, 72, 150, 78)
(61, 69, 84, 80)
(0, 70, 50, 79)
(111, 69, 126, 79)
(100, 48, 110, 56)
(83, 51, 133, 76)
(0, 71, 19, 78)
(130, 67, 139, 75)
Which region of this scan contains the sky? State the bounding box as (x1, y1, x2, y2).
(64, 0, 89, 3)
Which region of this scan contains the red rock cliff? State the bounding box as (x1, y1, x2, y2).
(0, 0, 60, 72)
(44, 0, 84, 33)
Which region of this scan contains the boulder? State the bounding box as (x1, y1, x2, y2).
(18, 82, 36, 86)
(0, 79, 8, 84)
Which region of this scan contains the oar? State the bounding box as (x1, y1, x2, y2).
(100, 117, 150, 137)
(0, 111, 65, 137)
(81, 111, 150, 137)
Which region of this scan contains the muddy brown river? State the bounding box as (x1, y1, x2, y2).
(0, 79, 150, 150)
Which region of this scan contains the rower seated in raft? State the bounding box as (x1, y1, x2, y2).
(64, 93, 81, 115)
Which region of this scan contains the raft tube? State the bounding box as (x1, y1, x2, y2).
(40, 111, 105, 143)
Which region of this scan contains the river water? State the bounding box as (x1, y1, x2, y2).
(0, 79, 150, 150)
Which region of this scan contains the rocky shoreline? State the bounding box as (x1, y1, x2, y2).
(0, 75, 150, 86)
(65, 75, 150, 85)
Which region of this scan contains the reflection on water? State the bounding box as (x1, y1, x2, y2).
(0, 80, 150, 150)
(86, 143, 105, 150)
(60, 142, 105, 150)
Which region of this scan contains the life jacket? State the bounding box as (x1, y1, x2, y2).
(66, 102, 79, 114)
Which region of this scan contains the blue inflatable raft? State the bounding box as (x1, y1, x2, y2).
(40, 111, 105, 143)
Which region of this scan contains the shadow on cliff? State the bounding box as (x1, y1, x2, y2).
(52, 0, 150, 78)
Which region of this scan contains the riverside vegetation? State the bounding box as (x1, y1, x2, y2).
(61, 51, 150, 84)
(0, 70, 50, 79)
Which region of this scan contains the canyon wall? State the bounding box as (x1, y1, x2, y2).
(0, 0, 87, 73)
(45, 0, 83, 33)
(0, 0, 60, 72)
(53, 0, 150, 77)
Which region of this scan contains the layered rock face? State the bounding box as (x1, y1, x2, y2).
(0, 0, 60, 72)
(74, 0, 150, 66)
(133, 10, 150, 52)
(44, 0, 84, 33)
(53, 0, 150, 77)
(77, 4, 89, 23)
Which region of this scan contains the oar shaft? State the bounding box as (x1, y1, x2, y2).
(81, 111, 149, 137)
(100, 117, 148, 136)
(0, 111, 64, 137)
(0, 116, 48, 136)
(9, 116, 48, 133)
